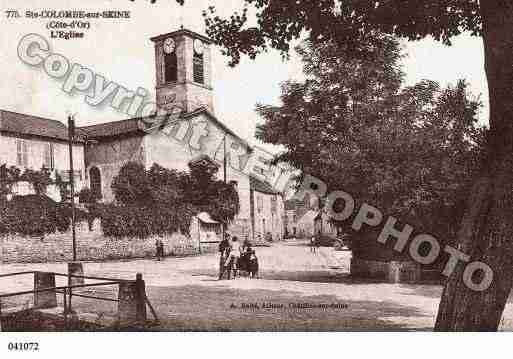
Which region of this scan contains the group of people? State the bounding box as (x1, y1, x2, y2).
(218, 234, 259, 280)
(154, 233, 260, 279)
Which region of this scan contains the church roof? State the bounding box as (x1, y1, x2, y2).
(79, 117, 144, 139)
(79, 107, 252, 150)
(0, 109, 83, 142)
(182, 107, 252, 149)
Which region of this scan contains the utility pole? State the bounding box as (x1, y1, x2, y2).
(222, 134, 227, 242)
(223, 134, 227, 183)
(68, 115, 77, 262)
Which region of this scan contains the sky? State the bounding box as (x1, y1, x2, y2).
(0, 0, 489, 151)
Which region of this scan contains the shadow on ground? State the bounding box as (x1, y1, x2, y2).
(142, 284, 430, 331)
(190, 268, 434, 286)
(1, 283, 433, 331)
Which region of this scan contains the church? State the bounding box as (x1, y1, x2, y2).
(81, 28, 286, 242)
(1, 28, 287, 243)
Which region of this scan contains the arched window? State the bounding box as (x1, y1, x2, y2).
(164, 52, 178, 83)
(89, 167, 102, 199)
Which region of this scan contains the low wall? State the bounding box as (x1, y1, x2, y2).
(350, 257, 390, 279)
(0, 220, 214, 264)
(350, 257, 422, 284)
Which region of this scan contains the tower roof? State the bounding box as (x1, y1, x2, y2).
(150, 28, 213, 44)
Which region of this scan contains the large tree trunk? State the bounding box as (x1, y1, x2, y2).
(434, 0, 513, 331)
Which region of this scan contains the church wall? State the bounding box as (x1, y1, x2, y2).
(85, 135, 145, 203)
(143, 113, 253, 238)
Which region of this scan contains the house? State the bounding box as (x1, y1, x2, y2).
(0, 110, 86, 201)
(284, 193, 315, 238)
(284, 192, 339, 239)
(250, 175, 285, 242)
(313, 209, 338, 238)
(293, 209, 338, 239)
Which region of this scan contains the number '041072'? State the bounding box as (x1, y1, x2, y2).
(8, 342, 39, 351)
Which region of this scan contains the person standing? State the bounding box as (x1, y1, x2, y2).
(218, 233, 231, 280)
(155, 238, 164, 261)
(225, 236, 242, 279)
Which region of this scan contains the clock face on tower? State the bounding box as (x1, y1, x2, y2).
(163, 38, 175, 54)
(193, 39, 204, 55)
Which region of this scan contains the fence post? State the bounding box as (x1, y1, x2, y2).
(135, 273, 147, 321)
(118, 273, 147, 324)
(33, 272, 57, 309)
(68, 262, 84, 285)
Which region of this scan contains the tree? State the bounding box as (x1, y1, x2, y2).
(107, 161, 239, 238)
(257, 36, 483, 262)
(136, 0, 511, 330)
(185, 157, 240, 224)
(111, 162, 153, 206)
(201, 0, 509, 332)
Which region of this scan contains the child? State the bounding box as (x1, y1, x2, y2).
(248, 249, 259, 279)
(310, 235, 316, 253)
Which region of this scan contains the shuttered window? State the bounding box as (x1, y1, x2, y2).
(43, 143, 54, 170)
(16, 140, 29, 167)
(193, 52, 204, 84)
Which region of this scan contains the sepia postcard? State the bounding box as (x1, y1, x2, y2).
(0, 0, 512, 356)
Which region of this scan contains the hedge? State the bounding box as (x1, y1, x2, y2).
(0, 195, 71, 236)
(100, 204, 193, 239)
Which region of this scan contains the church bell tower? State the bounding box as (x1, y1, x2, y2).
(150, 28, 214, 114)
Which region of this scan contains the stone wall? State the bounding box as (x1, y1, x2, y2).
(350, 257, 422, 284)
(0, 220, 211, 264)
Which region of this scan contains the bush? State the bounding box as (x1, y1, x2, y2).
(111, 162, 152, 206)
(100, 203, 193, 239)
(101, 161, 238, 239)
(101, 205, 153, 239)
(2, 195, 71, 236)
(78, 187, 101, 204)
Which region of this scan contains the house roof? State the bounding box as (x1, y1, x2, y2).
(250, 175, 280, 195)
(0, 110, 82, 142)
